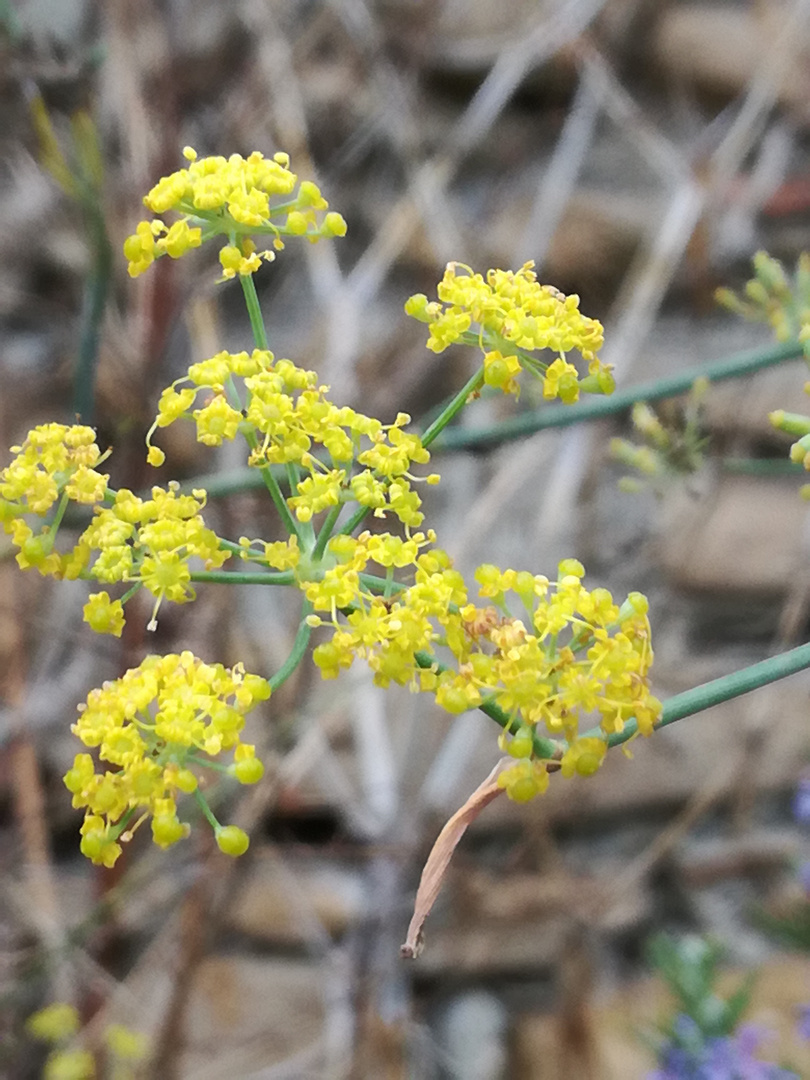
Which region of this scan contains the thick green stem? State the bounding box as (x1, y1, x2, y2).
(191, 570, 295, 586)
(420, 368, 485, 449)
(358, 571, 405, 595)
(49, 491, 72, 538)
(722, 457, 804, 477)
(434, 339, 802, 452)
(414, 640, 810, 763)
(270, 600, 314, 692)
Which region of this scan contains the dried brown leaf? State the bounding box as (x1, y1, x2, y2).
(400, 757, 512, 959)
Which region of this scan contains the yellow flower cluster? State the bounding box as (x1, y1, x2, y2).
(405, 261, 614, 400)
(123, 147, 347, 279)
(0, 425, 232, 634)
(64, 652, 270, 866)
(308, 539, 660, 802)
(0, 423, 109, 576)
(77, 483, 228, 632)
(308, 531, 462, 678)
(148, 348, 439, 530)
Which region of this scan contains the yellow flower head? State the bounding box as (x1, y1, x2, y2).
(1, 424, 109, 578)
(406, 261, 614, 401)
(147, 351, 436, 531)
(123, 148, 347, 279)
(78, 482, 228, 634)
(65, 652, 271, 866)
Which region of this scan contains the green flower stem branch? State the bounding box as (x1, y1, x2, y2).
(594, 641, 810, 750)
(191, 570, 295, 586)
(192, 787, 221, 831)
(419, 368, 486, 449)
(722, 457, 804, 477)
(235, 272, 304, 540)
(269, 600, 314, 692)
(312, 503, 344, 560)
(338, 502, 372, 538)
(239, 271, 269, 351)
(434, 339, 803, 452)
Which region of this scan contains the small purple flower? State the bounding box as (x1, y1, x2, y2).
(647, 1024, 800, 1079)
(797, 1003, 810, 1042)
(792, 776, 810, 824)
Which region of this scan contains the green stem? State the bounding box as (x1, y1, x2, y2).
(434, 339, 803, 452)
(594, 641, 810, 749)
(243, 432, 300, 538)
(187, 755, 232, 774)
(239, 272, 269, 350)
(270, 600, 314, 691)
(312, 504, 343, 560)
(722, 457, 804, 477)
(49, 491, 72, 538)
(287, 462, 315, 551)
(193, 788, 221, 830)
(236, 273, 302, 540)
(420, 368, 485, 449)
(358, 571, 405, 595)
(338, 502, 371, 537)
(108, 807, 137, 841)
(218, 537, 266, 561)
(191, 570, 295, 586)
(120, 582, 142, 604)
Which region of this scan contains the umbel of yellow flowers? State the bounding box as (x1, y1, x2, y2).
(123, 147, 346, 280)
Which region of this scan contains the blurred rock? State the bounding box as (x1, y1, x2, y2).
(225, 848, 367, 945)
(656, 476, 807, 594)
(702, 359, 810, 439)
(181, 955, 325, 1077)
(437, 991, 509, 1080)
(653, 4, 810, 112)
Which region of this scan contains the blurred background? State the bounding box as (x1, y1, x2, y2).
(3, 0, 810, 1076)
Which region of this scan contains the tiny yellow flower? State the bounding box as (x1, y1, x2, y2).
(67, 653, 271, 865)
(216, 824, 250, 856)
(82, 591, 125, 637)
